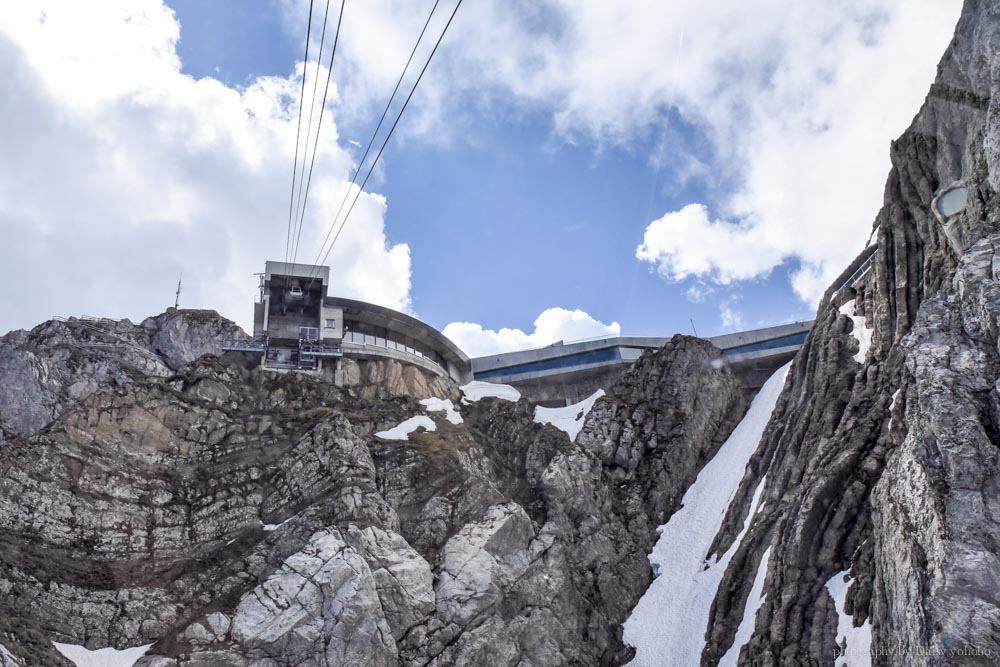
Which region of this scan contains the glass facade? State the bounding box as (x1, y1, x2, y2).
(473, 331, 808, 381)
(474, 346, 624, 380)
(342, 320, 449, 370)
(723, 331, 808, 355)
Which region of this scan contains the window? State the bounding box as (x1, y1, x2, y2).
(325, 319, 336, 329)
(935, 184, 968, 218)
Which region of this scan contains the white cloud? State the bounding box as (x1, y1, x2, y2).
(304, 0, 962, 304)
(0, 1, 412, 334)
(0, 0, 965, 337)
(719, 298, 745, 331)
(443, 307, 620, 357)
(684, 283, 715, 304)
(637, 204, 782, 285)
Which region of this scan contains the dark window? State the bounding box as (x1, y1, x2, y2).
(474, 347, 623, 380)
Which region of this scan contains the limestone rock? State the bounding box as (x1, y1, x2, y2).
(143, 309, 246, 371)
(0, 327, 746, 666)
(343, 525, 435, 641)
(0, 309, 245, 439)
(229, 529, 396, 666)
(698, 2, 1000, 664)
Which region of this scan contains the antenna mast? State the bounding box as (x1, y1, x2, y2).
(174, 273, 183, 309)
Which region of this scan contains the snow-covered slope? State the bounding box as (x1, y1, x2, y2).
(459, 380, 521, 404)
(719, 546, 771, 666)
(838, 299, 872, 364)
(375, 416, 437, 441)
(53, 642, 153, 667)
(825, 572, 872, 667)
(623, 363, 790, 665)
(420, 397, 464, 424)
(533, 389, 604, 441)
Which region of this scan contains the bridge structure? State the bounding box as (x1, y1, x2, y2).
(470, 320, 814, 405)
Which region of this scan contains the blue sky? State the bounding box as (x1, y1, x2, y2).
(166, 0, 810, 340)
(0, 1, 961, 354)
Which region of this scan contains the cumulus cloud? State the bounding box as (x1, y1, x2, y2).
(303, 0, 961, 303)
(443, 307, 620, 357)
(684, 283, 715, 304)
(0, 1, 412, 334)
(719, 298, 745, 331)
(637, 204, 782, 285)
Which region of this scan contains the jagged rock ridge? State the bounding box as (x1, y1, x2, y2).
(2, 1, 999, 664)
(678, 1, 1000, 665)
(0, 312, 747, 665)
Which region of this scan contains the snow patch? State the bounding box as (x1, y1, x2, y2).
(261, 514, 296, 532)
(533, 389, 605, 441)
(888, 388, 901, 412)
(754, 476, 768, 515)
(623, 363, 791, 666)
(825, 571, 873, 667)
(887, 388, 901, 431)
(0, 644, 19, 666)
(839, 299, 873, 364)
(375, 416, 437, 441)
(459, 381, 521, 404)
(719, 546, 771, 666)
(420, 397, 464, 424)
(53, 642, 153, 667)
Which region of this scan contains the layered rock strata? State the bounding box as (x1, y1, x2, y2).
(0, 326, 746, 666)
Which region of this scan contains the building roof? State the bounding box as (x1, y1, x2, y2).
(264, 261, 330, 287)
(324, 296, 471, 369)
(470, 320, 813, 376)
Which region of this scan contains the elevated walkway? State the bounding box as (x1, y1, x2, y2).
(470, 321, 813, 405)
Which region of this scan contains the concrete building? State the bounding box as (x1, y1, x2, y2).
(224, 261, 811, 404)
(471, 320, 813, 404)
(223, 261, 472, 383)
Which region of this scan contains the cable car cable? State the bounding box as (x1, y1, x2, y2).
(307, 0, 462, 286)
(304, 0, 440, 279)
(289, 0, 335, 265)
(284, 0, 315, 266)
(290, 0, 346, 267)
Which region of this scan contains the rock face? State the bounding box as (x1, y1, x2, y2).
(142, 309, 247, 372)
(4, 3, 1000, 665)
(0, 309, 244, 440)
(0, 313, 746, 665)
(0, 310, 456, 444)
(691, 1, 1000, 665)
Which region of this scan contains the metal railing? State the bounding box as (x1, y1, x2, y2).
(222, 333, 268, 353)
(299, 341, 342, 357)
(845, 252, 877, 289)
(833, 245, 880, 295)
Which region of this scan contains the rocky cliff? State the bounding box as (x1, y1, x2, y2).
(0, 309, 243, 440)
(668, 0, 1000, 664)
(0, 309, 747, 665)
(3, 1, 1000, 665)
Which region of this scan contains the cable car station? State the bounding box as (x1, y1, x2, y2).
(224, 261, 473, 383)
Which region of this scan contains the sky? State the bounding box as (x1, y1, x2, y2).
(0, 0, 963, 356)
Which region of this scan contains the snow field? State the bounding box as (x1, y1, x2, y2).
(374, 416, 437, 441)
(53, 643, 154, 667)
(623, 363, 791, 666)
(533, 389, 605, 441)
(839, 299, 873, 364)
(459, 381, 521, 404)
(825, 571, 872, 667)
